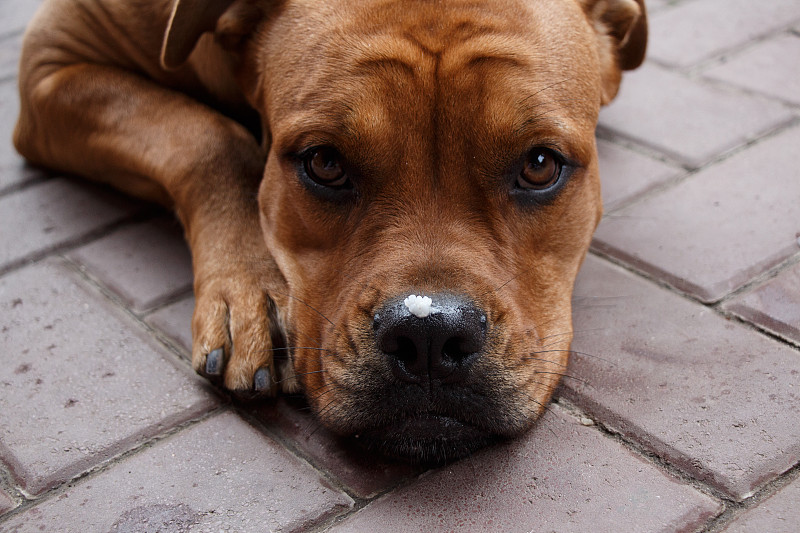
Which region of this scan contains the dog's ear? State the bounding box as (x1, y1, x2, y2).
(161, 0, 263, 70)
(581, 0, 648, 104)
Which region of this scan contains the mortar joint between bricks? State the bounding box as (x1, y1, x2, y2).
(0, 406, 232, 527)
(697, 463, 800, 533)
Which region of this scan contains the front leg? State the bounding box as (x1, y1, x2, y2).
(187, 200, 292, 396)
(15, 60, 293, 396)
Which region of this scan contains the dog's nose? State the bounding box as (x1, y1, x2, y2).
(373, 294, 487, 384)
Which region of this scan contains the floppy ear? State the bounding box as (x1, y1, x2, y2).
(581, 0, 648, 103)
(615, 0, 648, 70)
(161, 0, 243, 70)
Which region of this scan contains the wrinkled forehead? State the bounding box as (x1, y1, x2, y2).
(261, 0, 602, 151)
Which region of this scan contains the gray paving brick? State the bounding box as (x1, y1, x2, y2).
(646, 0, 669, 12)
(68, 217, 193, 313)
(0, 489, 14, 516)
(0, 0, 42, 35)
(723, 477, 800, 533)
(0, 31, 21, 81)
(593, 125, 800, 303)
(252, 398, 421, 499)
(598, 63, 794, 167)
(333, 406, 719, 533)
(597, 138, 682, 212)
(0, 259, 218, 495)
(648, 0, 800, 67)
(0, 411, 353, 532)
(0, 81, 41, 194)
(565, 255, 800, 500)
(0, 177, 140, 273)
(723, 262, 800, 346)
(704, 33, 800, 106)
(145, 295, 194, 354)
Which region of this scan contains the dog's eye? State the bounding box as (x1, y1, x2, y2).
(517, 148, 562, 190)
(303, 146, 348, 188)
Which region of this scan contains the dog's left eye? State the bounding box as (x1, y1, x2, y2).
(516, 148, 563, 190)
(302, 146, 349, 188)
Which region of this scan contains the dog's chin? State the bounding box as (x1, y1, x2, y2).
(354, 414, 499, 464)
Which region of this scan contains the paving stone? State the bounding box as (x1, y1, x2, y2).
(593, 125, 800, 303)
(0, 177, 140, 273)
(333, 406, 720, 533)
(0, 411, 354, 532)
(0, 31, 21, 81)
(68, 217, 193, 313)
(648, 0, 800, 67)
(564, 255, 800, 500)
(251, 397, 421, 499)
(723, 477, 800, 533)
(645, 0, 669, 12)
(0, 81, 41, 193)
(0, 489, 15, 516)
(723, 262, 800, 345)
(704, 33, 800, 106)
(0, 259, 218, 495)
(597, 138, 682, 212)
(145, 295, 195, 354)
(598, 63, 794, 167)
(0, 0, 42, 35)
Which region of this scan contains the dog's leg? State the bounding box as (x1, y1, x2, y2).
(15, 62, 288, 396)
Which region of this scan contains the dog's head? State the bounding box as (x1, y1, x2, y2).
(164, 0, 647, 461)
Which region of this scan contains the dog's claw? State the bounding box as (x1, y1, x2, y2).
(205, 348, 224, 376)
(254, 367, 271, 392)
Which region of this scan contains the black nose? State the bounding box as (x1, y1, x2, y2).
(373, 294, 487, 384)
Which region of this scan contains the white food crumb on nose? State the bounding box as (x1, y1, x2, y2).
(404, 294, 433, 318)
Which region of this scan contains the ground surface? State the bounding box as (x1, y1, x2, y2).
(1, 0, 800, 531)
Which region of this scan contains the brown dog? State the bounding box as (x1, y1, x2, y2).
(15, 0, 646, 461)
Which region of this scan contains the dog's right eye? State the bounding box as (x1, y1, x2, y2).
(517, 148, 563, 190)
(302, 146, 349, 188)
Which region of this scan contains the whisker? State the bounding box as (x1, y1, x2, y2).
(521, 356, 568, 368)
(479, 265, 536, 296)
(525, 349, 614, 366)
(521, 78, 575, 103)
(536, 327, 610, 344)
(534, 371, 588, 384)
(257, 346, 333, 354)
(275, 368, 328, 385)
(517, 391, 558, 438)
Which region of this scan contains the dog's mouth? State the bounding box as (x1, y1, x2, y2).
(354, 413, 498, 463)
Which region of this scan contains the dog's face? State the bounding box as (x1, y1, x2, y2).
(241, 0, 645, 461)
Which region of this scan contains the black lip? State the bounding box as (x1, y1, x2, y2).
(356, 414, 497, 463)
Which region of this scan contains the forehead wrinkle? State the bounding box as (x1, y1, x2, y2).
(438, 31, 529, 74)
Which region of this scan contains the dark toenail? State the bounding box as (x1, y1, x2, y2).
(254, 367, 271, 391)
(205, 348, 223, 375)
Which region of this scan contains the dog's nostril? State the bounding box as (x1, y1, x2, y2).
(441, 336, 475, 364)
(389, 336, 418, 365)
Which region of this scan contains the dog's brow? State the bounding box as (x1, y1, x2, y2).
(354, 56, 418, 78)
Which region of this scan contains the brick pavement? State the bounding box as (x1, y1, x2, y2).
(1, 0, 799, 531)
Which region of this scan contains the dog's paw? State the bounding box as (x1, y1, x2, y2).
(190, 271, 297, 399)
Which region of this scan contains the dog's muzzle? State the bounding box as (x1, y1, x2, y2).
(351, 293, 501, 462)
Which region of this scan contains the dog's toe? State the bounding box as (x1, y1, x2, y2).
(204, 348, 225, 377)
(227, 367, 274, 401)
(254, 367, 271, 392)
